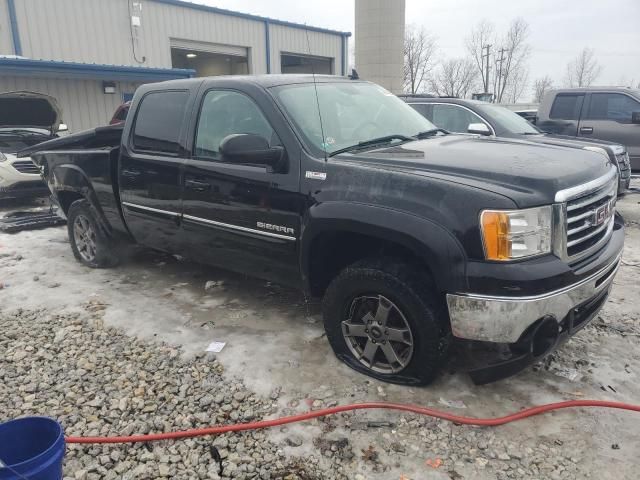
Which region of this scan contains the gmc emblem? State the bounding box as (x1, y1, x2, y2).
(592, 203, 610, 227)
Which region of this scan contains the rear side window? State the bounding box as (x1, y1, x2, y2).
(132, 91, 189, 154)
(586, 93, 640, 123)
(549, 94, 584, 120)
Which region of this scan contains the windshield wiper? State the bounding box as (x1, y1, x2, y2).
(329, 134, 414, 157)
(414, 128, 448, 139)
(522, 132, 541, 135)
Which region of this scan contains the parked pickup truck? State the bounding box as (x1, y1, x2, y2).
(22, 75, 624, 385)
(537, 87, 640, 171)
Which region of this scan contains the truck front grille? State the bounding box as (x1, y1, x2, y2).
(12, 160, 40, 174)
(563, 178, 617, 261)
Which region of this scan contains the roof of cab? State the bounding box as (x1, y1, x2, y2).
(142, 74, 360, 92)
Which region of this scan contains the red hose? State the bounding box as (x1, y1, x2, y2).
(65, 399, 640, 444)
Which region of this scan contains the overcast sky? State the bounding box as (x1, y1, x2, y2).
(202, 0, 640, 99)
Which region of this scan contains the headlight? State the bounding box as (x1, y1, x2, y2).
(480, 206, 552, 261)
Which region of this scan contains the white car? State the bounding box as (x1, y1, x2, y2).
(0, 91, 67, 200)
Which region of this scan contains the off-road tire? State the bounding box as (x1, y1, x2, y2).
(322, 258, 449, 386)
(67, 199, 119, 268)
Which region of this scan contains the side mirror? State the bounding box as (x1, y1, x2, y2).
(632, 112, 640, 124)
(57, 123, 69, 132)
(220, 133, 286, 171)
(468, 123, 491, 136)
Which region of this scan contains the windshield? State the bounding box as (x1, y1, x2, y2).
(477, 104, 540, 135)
(271, 82, 437, 156)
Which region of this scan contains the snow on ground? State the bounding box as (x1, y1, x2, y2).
(1, 189, 640, 479)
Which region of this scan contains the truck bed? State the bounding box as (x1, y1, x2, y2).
(19, 125, 129, 236)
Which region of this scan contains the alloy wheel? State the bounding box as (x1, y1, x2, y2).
(341, 294, 414, 374)
(73, 215, 97, 262)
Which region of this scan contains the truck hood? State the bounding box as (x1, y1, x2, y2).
(344, 134, 613, 208)
(0, 91, 62, 131)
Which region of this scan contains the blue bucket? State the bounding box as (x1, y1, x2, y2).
(0, 417, 65, 480)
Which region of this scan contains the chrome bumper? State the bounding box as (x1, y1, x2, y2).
(446, 254, 621, 343)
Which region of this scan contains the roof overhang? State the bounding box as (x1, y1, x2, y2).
(0, 57, 195, 82)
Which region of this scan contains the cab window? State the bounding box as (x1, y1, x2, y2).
(132, 91, 189, 155)
(194, 90, 278, 161)
(549, 94, 584, 120)
(431, 104, 486, 133)
(586, 93, 640, 123)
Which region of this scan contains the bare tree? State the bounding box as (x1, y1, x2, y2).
(565, 48, 602, 87)
(532, 75, 554, 103)
(429, 58, 478, 98)
(493, 18, 531, 103)
(504, 67, 529, 103)
(466, 20, 495, 94)
(403, 25, 437, 94)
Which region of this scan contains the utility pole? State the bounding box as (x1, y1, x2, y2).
(494, 47, 507, 103)
(482, 44, 492, 94)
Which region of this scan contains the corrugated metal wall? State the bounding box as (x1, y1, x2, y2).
(0, 1, 14, 54)
(4, 0, 344, 74)
(0, 76, 141, 131)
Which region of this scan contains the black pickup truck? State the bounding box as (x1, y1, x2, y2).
(22, 75, 624, 385)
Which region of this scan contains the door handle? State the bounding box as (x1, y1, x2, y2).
(121, 169, 141, 178)
(580, 126, 594, 134)
(185, 179, 212, 192)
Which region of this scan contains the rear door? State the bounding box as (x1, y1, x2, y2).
(539, 93, 584, 135)
(119, 89, 192, 252)
(579, 92, 640, 170)
(181, 87, 303, 285)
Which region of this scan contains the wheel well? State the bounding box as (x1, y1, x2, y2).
(307, 231, 435, 297)
(56, 191, 84, 215)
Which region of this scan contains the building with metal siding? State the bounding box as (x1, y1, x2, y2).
(0, 0, 350, 131)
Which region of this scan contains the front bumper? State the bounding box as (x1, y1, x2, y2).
(447, 251, 621, 343)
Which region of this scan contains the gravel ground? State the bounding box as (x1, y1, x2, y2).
(1, 307, 593, 480)
(1, 187, 639, 479)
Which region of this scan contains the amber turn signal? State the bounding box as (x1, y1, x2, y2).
(480, 211, 511, 260)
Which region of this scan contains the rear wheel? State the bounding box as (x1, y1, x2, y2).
(322, 258, 449, 386)
(67, 199, 118, 268)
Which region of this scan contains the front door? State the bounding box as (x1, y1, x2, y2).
(579, 92, 640, 171)
(181, 88, 302, 285)
(119, 89, 191, 252)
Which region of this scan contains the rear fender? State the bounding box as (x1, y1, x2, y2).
(50, 164, 111, 235)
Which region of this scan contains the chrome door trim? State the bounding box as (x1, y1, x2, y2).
(182, 214, 296, 241)
(122, 202, 180, 218)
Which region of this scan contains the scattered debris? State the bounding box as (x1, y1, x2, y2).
(612, 443, 620, 450)
(553, 367, 580, 381)
(206, 341, 226, 353)
(0, 210, 65, 233)
(425, 458, 443, 469)
(360, 445, 378, 462)
(205, 280, 225, 292)
(438, 397, 467, 409)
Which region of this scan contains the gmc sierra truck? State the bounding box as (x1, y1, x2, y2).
(22, 75, 624, 385)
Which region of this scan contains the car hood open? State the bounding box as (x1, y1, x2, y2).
(0, 91, 62, 132)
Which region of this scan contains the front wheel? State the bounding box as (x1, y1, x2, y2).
(322, 259, 448, 386)
(67, 199, 119, 268)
